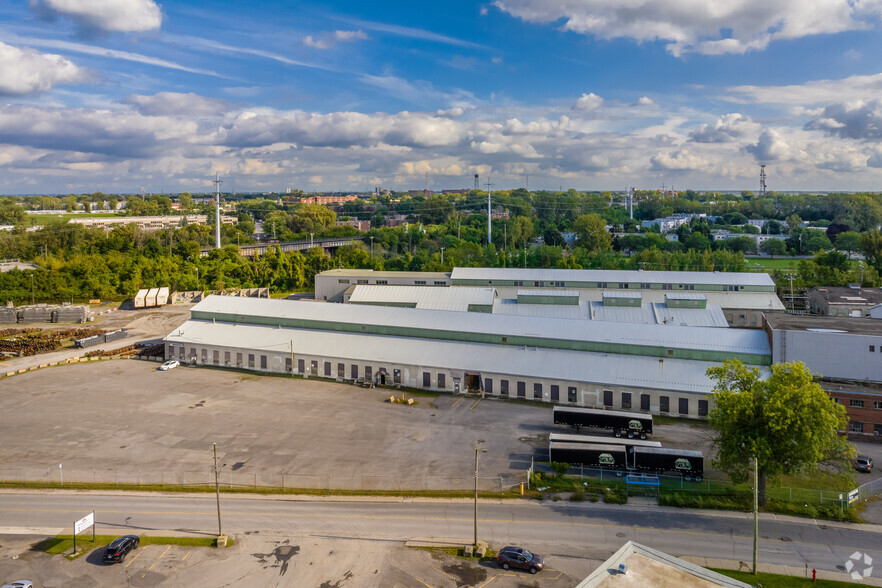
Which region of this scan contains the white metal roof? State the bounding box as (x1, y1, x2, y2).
(318, 269, 451, 279)
(348, 285, 495, 311)
(516, 289, 580, 297)
(665, 293, 708, 300)
(589, 302, 729, 328)
(488, 287, 784, 311)
(603, 291, 643, 299)
(451, 267, 775, 287)
(191, 296, 769, 356)
(165, 319, 730, 393)
(493, 298, 589, 319)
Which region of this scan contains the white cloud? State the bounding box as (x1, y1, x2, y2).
(746, 129, 793, 162)
(573, 92, 603, 112)
(689, 113, 760, 143)
(0, 41, 88, 96)
(492, 0, 880, 56)
(302, 35, 333, 50)
(729, 72, 882, 105)
(123, 92, 232, 117)
(636, 96, 655, 106)
(30, 0, 162, 32)
(805, 99, 882, 140)
(334, 30, 368, 42)
(303, 29, 369, 50)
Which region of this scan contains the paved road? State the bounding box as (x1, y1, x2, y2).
(1, 492, 880, 580)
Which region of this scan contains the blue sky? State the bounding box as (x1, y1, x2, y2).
(2, 0, 882, 194)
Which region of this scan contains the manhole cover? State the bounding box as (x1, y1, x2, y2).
(780, 537, 792, 542)
(616, 533, 627, 538)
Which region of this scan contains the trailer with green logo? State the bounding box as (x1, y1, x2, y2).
(553, 406, 653, 439)
(548, 441, 628, 471)
(632, 446, 704, 481)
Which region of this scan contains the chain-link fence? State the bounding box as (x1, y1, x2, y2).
(0, 466, 522, 492)
(856, 477, 882, 502)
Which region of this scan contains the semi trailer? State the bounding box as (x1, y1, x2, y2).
(631, 446, 704, 481)
(548, 441, 704, 480)
(548, 432, 661, 448)
(553, 406, 653, 439)
(549, 442, 629, 471)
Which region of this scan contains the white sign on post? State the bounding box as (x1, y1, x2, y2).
(74, 512, 94, 535)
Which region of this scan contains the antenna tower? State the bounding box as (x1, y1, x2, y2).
(214, 172, 223, 249)
(760, 165, 767, 197)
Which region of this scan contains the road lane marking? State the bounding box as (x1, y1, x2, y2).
(451, 397, 464, 408)
(433, 566, 457, 581)
(469, 399, 480, 410)
(124, 545, 147, 568)
(3, 507, 881, 554)
(413, 577, 433, 588)
(476, 575, 498, 588)
(142, 544, 171, 578)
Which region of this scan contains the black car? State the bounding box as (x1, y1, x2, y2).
(497, 546, 544, 574)
(103, 535, 139, 564)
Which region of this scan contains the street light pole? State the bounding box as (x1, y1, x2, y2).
(441, 247, 445, 265)
(30, 274, 35, 305)
(753, 456, 758, 575)
(214, 443, 223, 537)
(370, 236, 374, 258)
(473, 439, 485, 547)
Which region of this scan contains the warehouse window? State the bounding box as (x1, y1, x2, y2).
(568, 386, 577, 403)
(485, 378, 493, 394)
(698, 399, 709, 417)
(660, 396, 670, 413)
(667, 349, 674, 356)
(285, 357, 292, 372)
(351, 364, 358, 380)
(517, 381, 526, 397)
(415, 280, 426, 285)
(311, 360, 318, 374)
(202, 349, 208, 362)
(514, 281, 524, 286)
(178, 347, 185, 360)
(876, 424, 882, 435)
(619, 283, 628, 289)
(434, 281, 446, 285)
(260, 355, 267, 369)
(550, 385, 559, 401)
(337, 363, 345, 377)
(534, 383, 542, 399)
(324, 361, 331, 376)
(603, 390, 613, 407)
(212, 350, 219, 364)
(376, 280, 388, 285)
(248, 354, 255, 368)
(438, 373, 446, 388)
(850, 399, 864, 408)
(365, 366, 372, 381)
(338, 279, 349, 284)
(640, 394, 650, 411)
(394, 369, 401, 384)
(357, 279, 368, 284)
(621, 392, 631, 410)
(224, 351, 230, 365)
(875, 401, 882, 410)
(871, 346, 876, 352)
(236, 352, 243, 366)
(678, 398, 689, 415)
(851, 421, 864, 433)
(423, 372, 431, 387)
(501, 380, 510, 396)
(298, 359, 305, 374)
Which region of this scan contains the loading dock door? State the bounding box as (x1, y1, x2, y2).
(465, 373, 481, 392)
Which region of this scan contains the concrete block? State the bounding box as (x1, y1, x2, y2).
(475, 545, 487, 557)
(463, 545, 473, 557)
(5, 372, 15, 377)
(39, 364, 48, 368)
(18, 368, 27, 374)
(216, 535, 227, 547)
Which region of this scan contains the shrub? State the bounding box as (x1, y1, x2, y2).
(550, 462, 570, 477)
(571, 485, 586, 501)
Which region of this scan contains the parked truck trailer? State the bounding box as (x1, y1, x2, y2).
(548, 432, 661, 448)
(632, 446, 704, 481)
(553, 406, 653, 439)
(549, 442, 628, 471)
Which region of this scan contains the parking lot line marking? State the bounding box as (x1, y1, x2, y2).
(413, 576, 433, 588)
(476, 575, 498, 588)
(433, 566, 457, 581)
(469, 399, 480, 410)
(170, 549, 192, 575)
(142, 544, 171, 577)
(450, 397, 464, 408)
(124, 545, 148, 568)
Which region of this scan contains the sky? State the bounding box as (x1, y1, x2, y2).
(2, 1, 882, 195)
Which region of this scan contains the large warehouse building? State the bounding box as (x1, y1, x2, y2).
(315, 267, 784, 327)
(165, 294, 771, 417)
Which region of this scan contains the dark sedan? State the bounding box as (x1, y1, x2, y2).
(497, 546, 544, 574)
(103, 535, 139, 564)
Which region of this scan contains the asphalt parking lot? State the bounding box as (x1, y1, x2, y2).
(0, 360, 554, 490)
(0, 531, 590, 587)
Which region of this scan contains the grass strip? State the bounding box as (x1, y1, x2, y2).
(710, 567, 861, 587)
(32, 534, 231, 561)
(0, 480, 520, 499)
(409, 545, 499, 563)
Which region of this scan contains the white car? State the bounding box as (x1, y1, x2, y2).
(158, 360, 180, 371)
(3, 581, 33, 588)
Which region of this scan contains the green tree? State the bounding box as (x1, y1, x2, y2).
(263, 210, 290, 239)
(178, 193, 194, 211)
(573, 213, 612, 252)
(416, 194, 454, 224)
(706, 360, 851, 506)
(859, 229, 882, 272)
(508, 216, 534, 249)
(760, 239, 787, 258)
(834, 231, 861, 258)
(291, 204, 336, 232)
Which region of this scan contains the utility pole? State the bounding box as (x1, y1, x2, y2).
(485, 178, 494, 245)
(214, 172, 222, 249)
(370, 236, 374, 258)
(440, 246, 445, 265)
(753, 456, 758, 575)
(213, 443, 223, 537)
(290, 340, 295, 378)
(30, 274, 35, 305)
(473, 439, 486, 547)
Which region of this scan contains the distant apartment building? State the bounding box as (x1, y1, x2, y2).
(293, 194, 359, 206)
(336, 219, 371, 231)
(808, 285, 882, 317)
(68, 215, 238, 232)
(641, 213, 705, 233)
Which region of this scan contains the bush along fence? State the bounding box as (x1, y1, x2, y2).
(533, 462, 865, 521)
(0, 466, 523, 493)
